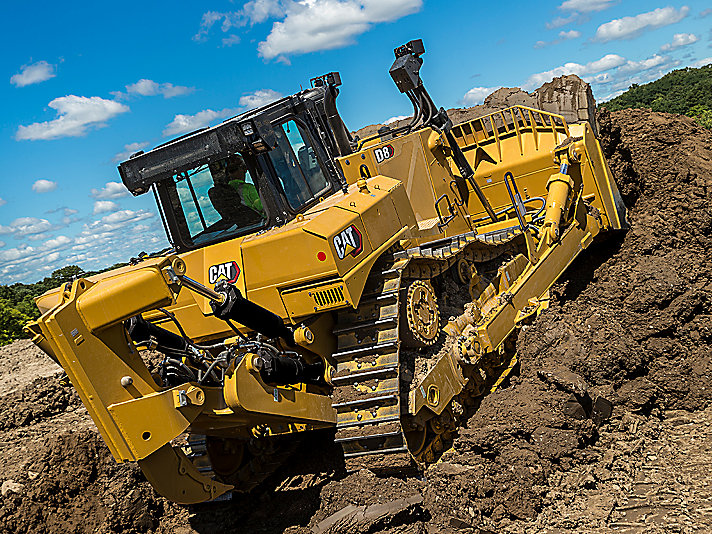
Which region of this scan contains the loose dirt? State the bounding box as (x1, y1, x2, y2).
(0, 108, 710, 533)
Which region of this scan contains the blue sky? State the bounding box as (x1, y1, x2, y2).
(0, 0, 710, 284)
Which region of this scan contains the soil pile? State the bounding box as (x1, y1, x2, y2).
(0, 108, 710, 533)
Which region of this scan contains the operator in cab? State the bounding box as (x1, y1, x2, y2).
(208, 155, 265, 228)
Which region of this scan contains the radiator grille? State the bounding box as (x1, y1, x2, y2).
(313, 286, 345, 307)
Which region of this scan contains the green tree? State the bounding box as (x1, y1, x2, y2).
(50, 265, 86, 284)
(0, 299, 31, 346)
(696, 110, 712, 129)
(602, 64, 712, 129)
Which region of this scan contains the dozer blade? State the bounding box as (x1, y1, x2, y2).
(138, 443, 233, 504)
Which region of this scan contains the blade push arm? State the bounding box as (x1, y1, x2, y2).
(29, 256, 231, 503)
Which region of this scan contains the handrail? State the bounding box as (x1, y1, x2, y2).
(450, 105, 570, 156)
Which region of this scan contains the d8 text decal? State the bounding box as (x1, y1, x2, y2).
(333, 225, 363, 260)
(374, 144, 394, 164)
(208, 261, 240, 285)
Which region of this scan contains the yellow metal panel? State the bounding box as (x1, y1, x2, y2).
(242, 225, 339, 288)
(223, 356, 335, 424)
(77, 267, 174, 333)
(281, 280, 352, 319)
(107, 384, 204, 459)
(138, 444, 232, 504)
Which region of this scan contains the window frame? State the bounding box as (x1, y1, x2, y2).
(156, 154, 272, 252)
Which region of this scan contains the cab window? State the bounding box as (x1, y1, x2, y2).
(168, 153, 267, 247)
(269, 119, 329, 210)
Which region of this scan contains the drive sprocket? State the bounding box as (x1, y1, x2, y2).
(401, 279, 440, 348)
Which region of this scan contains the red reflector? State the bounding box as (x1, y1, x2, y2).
(317, 251, 327, 262)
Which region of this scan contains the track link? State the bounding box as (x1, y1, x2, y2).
(332, 257, 411, 465)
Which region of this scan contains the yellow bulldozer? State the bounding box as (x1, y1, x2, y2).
(26, 39, 627, 504)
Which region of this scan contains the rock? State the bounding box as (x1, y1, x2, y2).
(536, 75, 597, 134)
(538, 367, 590, 396)
(448, 516, 475, 529)
(312, 494, 424, 533)
(27, 470, 39, 480)
(2, 479, 25, 496)
(431, 462, 475, 476)
(483, 87, 537, 109)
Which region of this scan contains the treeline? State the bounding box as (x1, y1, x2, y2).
(0, 264, 126, 346)
(602, 64, 712, 129)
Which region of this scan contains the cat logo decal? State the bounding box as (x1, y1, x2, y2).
(208, 261, 240, 285)
(333, 225, 363, 260)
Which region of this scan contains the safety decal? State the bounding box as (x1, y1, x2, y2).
(374, 144, 395, 164)
(333, 225, 363, 260)
(208, 261, 240, 285)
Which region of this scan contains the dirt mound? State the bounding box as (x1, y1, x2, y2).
(1, 108, 711, 533)
(0, 339, 61, 396)
(527, 108, 712, 412)
(0, 376, 80, 430)
(0, 429, 168, 534)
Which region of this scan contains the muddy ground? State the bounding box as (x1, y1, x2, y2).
(0, 108, 710, 533)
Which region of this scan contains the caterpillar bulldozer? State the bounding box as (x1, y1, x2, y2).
(26, 39, 627, 504)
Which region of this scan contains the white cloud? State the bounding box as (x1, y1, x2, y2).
(0, 217, 54, 238)
(10, 60, 56, 87)
(594, 6, 690, 43)
(0, 198, 6, 207)
(222, 35, 241, 47)
(113, 142, 149, 162)
(560, 30, 581, 40)
(43, 235, 72, 250)
(559, 0, 615, 13)
(0, 241, 4, 248)
(122, 79, 194, 98)
(597, 55, 681, 101)
(194, 11, 244, 41)
(660, 33, 699, 51)
(0, 233, 77, 283)
(163, 108, 237, 136)
(243, 0, 285, 23)
(257, 0, 423, 61)
(546, 14, 577, 29)
(0, 245, 37, 263)
(691, 57, 712, 67)
(524, 54, 626, 89)
(194, 3, 284, 42)
(16, 95, 129, 141)
(460, 86, 499, 106)
(32, 179, 57, 193)
(525, 49, 680, 102)
(699, 8, 712, 18)
(90, 181, 130, 200)
(384, 115, 411, 124)
(535, 29, 581, 48)
(617, 54, 667, 74)
(89, 209, 154, 229)
(238, 89, 283, 109)
(93, 200, 120, 214)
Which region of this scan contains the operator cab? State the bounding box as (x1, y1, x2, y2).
(118, 74, 353, 253)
